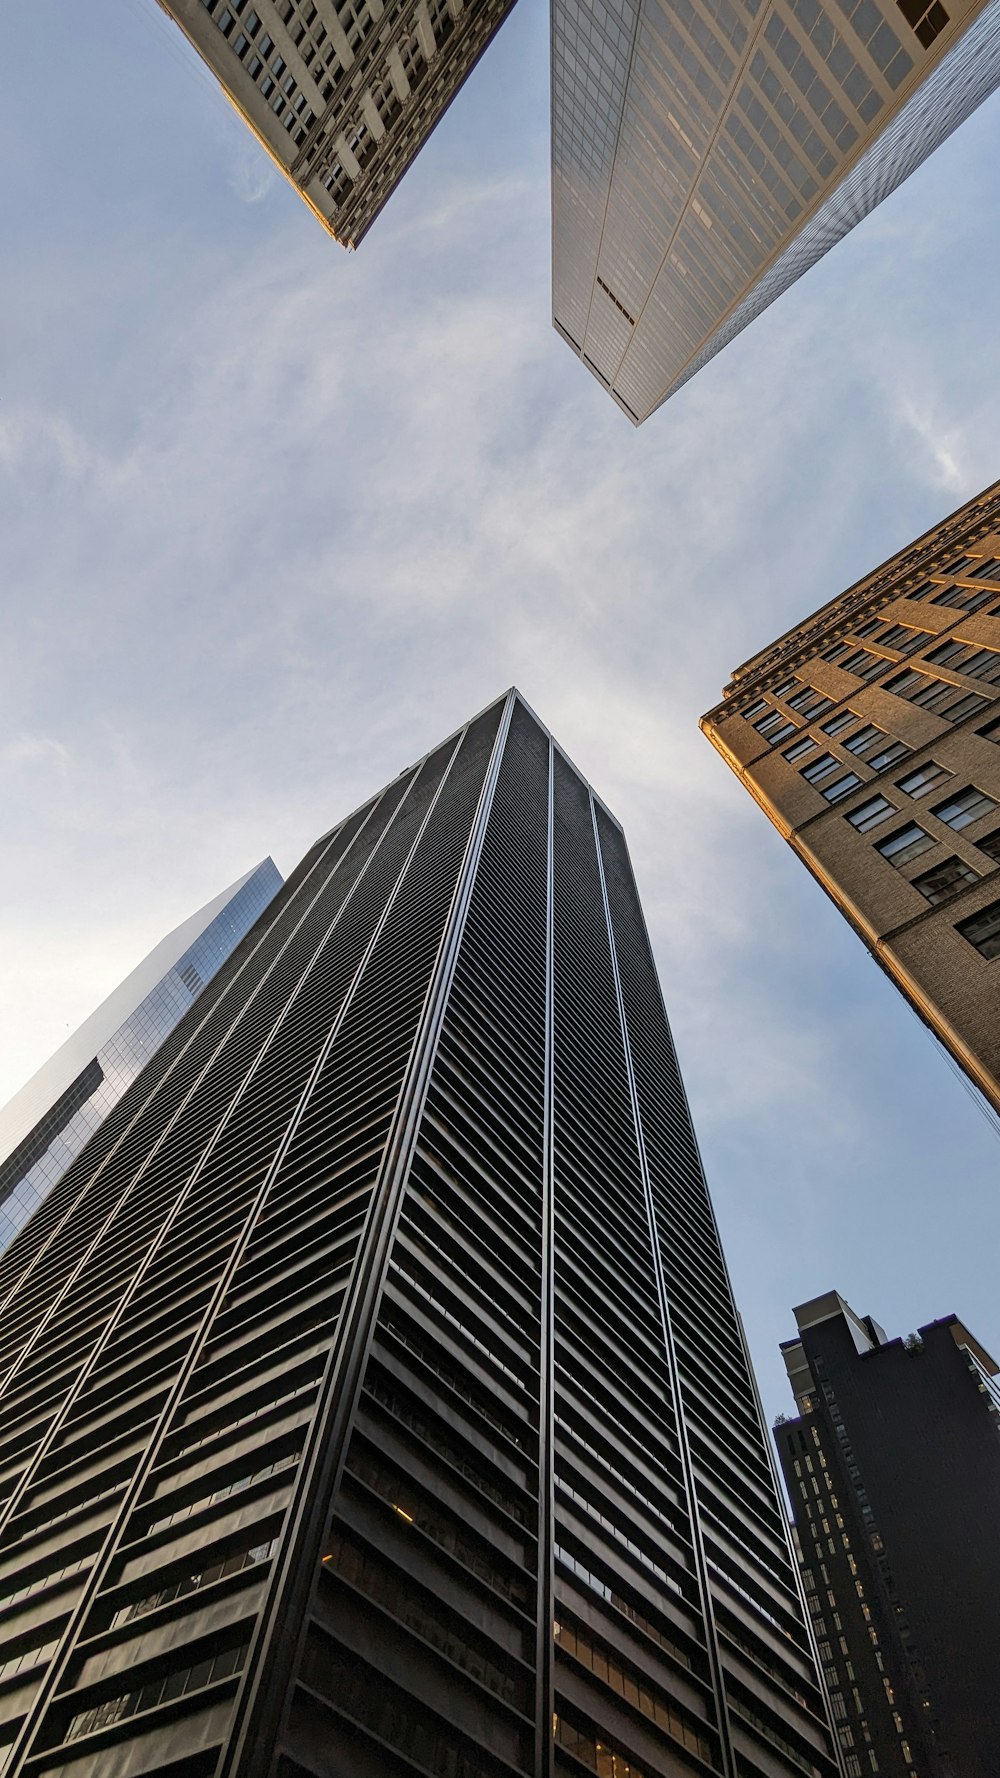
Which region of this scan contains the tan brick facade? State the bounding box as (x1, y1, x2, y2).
(702, 478, 1000, 1115)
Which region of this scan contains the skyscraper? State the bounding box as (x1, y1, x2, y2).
(551, 0, 1000, 421)
(155, 0, 519, 246)
(774, 1289, 1000, 1778)
(701, 476, 1000, 1118)
(0, 857, 282, 1255)
(0, 692, 839, 1778)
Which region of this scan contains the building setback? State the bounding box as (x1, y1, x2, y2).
(551, 0, 1000, 421)
(0, 691, 839, 1778)
(0, 858, 282, 1255)
(774, 1290, 1000, 1778)
(701, 476, 1000, 1118)
(155, 0, 518, 246)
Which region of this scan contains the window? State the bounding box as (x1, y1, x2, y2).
(931, 785, 998, 830)
(896, 760, 952, 799)
(824, 773, 863, 804)
(903, 579, 938, 602)
(876, 824, 935, 867)
(944, 555, 974, 576)
(847, 796, 896, 832)
(931, 583, 996, 614)
(843, 723, 885, 756)
(886, 671, 991, 722)
(802, 753, 842, 785)
(841, 650, 888, 682)
(755, 708, 794, 738)
(789, 687, 833, 717)
(977, 715, 1000, 744)
(926, 640, 1000, 685)
(956, 899, 1000, 959)
(784, 736, 818, 763)
(882, 624, 933, 654)
(911, 856, 980, 905)
(868, 739, 910, 771)
(975, 829, 1000, 864)
(822, 711, 858, 737)
(823, 642, 850, 663)
(969, 557, 1000, 582)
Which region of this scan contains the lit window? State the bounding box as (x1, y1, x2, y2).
(875, 824, 935, 867)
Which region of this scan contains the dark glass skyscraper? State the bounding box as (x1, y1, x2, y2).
(0, 692, 838, 1778)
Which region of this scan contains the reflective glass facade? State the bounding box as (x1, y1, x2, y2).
(158, 0, 519, 247)
(551, 0, 1000, 421)
(0, 692, 838, 1778)
(0, 858, 281, 1253)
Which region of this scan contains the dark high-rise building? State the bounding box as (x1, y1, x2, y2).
(0, 858, 282, 1255)
(0, 692, 839, 1778)
(774, 1290, 1000, 1778)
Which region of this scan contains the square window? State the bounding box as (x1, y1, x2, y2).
(910, 856, 980, 905)
(876, 823, 935, 867)
(957, 899, 1000, 960)
(847, 796, 896, 832)
(896, 760, 952, 799)
(931, 785, 998, 830)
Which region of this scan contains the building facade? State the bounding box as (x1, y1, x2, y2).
(0, 858, 282, 1256)
(0, 691, 839, 1778)
(774, 1289, 1000, 1778)
(701, 477, 1000, 1118)
(156, 0, 518, 246)
(550, 0, 1000, 421)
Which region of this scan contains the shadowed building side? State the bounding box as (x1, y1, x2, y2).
(774, 1290, 1000, 1778)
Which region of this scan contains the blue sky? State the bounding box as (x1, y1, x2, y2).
(2, 0, 999, 1420)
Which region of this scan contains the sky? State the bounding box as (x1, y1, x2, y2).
(2, 0, 999, 1423)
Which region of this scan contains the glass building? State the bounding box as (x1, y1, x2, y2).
(0, 692, 839, 1778)
(550, 0, 1000, 421)
(0, 858, 282, 1253)
(156, 0, 519, 247)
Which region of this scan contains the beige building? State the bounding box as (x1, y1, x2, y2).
(156, 0, 516, 246)
(702, 477, 1000, 1115)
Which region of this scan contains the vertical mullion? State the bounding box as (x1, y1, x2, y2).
(590, 790, 736, 1778)
(534, 734, 556, 1776)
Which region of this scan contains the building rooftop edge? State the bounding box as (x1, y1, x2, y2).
(701, 473, 1000, 715)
